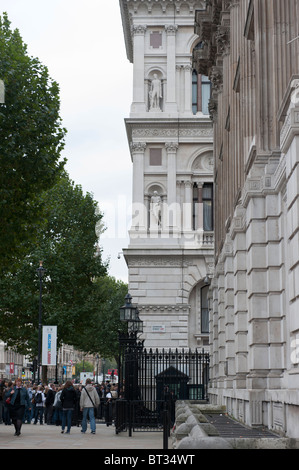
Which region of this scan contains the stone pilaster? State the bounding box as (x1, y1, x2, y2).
(165, 24, 178, 113)
(131, 25, 147, 114)
(231, 205, 248, 389)
(165, 142, 179, 231)
(131, 142, 147, 230)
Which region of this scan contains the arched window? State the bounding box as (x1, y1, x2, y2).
(201, 285, 209, 334)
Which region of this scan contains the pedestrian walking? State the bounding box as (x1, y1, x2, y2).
(53, 386, 63, 426)
(7, 378, 31, 436)
(23, 383, 32, 424)
(104, 388, 113, 427)
(45, 383, 56, 424)
(60, 381, 77, 434)
(80, 378, 100, 434)
(0, 378, 5, 423)
(3, 380, 13, 425)
(30, 385, 37, 422)
(34, 385, 46, 424)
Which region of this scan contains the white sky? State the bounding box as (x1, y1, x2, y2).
(1, 0, 133, 282)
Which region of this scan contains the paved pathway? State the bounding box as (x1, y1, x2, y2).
(0, 422, 170, 450)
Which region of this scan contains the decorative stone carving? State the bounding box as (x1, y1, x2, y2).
(165, 142, 179, 153)
(208, 98, 218, 122)
(131, 25, 147, 36)
(131, 142, 147, 154)
(165, 24, 178, 36)
(131, 126, 213, 139)
(210, 66, 223, 94)
(216, 25, 230, 56)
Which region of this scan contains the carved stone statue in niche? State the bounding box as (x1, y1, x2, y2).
(149, 74, 162, 111)
(150, 191, 162, 227)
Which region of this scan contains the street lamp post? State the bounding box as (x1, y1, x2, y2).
(118, 294, 143, 436)
(37, 261, 45, 384)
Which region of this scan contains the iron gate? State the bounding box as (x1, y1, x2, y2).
(116, 347, 210, 435)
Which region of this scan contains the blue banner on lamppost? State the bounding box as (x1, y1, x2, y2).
(42, 326, 57, 366)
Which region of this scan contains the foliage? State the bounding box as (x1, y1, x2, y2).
(0, 175, 107, 357)
(75, 361, 94, 375)
(0, 13, 66, 270)
(76, 276, 128, 361)
(0, 14, 128, 362)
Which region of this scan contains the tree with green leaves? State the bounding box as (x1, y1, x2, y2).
(0, 13, 66, 270)
(0, 174, 107, 358)
(75, 276, 128, 361)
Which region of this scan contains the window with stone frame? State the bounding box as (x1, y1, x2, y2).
(201, 285, 209, 334)
(192, 70, 211, 115)
(202, 183, 213, 231)
(192, 42, 211, 115)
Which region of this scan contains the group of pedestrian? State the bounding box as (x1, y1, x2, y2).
(0, 377, 119, 437)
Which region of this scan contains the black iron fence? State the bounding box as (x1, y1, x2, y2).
(116, 347, 210, 437)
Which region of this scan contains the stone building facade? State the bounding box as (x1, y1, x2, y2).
(194, 0, 299, 437)
(120, 0, 214, 350)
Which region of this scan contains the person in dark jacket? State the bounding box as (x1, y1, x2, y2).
(60, 381, 77, 434)
(7, 378, 31, 436)
(45, 384, 56, 424)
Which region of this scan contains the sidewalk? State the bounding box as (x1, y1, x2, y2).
(0, 422, 170, 450)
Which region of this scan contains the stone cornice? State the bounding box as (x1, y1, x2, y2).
(126, 255, 209, 267)
(124, 250, 215, 266)
(119, 0, 133, 63)
(125, 0, 205, 15)
(125, 118, 213, 144)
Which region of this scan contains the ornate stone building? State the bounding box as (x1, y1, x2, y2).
(194, 0, 299, 437)
(120, 0, 214, 349)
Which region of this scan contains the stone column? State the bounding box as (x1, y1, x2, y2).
(165, 24, 178, 113)
(183, 180, 193, 232)
(131, 25, 147, 114)
(197, 183, 203, 230)
(131, 142, 146, 231)
(184, 64, 192, 115)
(165, 143, 179, 231)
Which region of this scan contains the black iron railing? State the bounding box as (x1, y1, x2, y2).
(116, 347, 210, 438)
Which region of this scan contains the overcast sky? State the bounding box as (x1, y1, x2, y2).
(1, 0, 133, 282)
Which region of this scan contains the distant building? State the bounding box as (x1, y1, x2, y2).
(120, 0, 214, 350)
